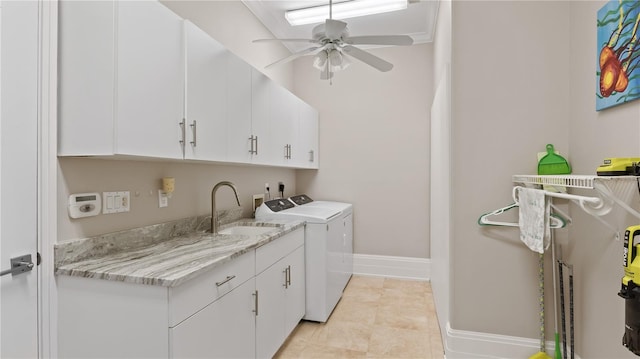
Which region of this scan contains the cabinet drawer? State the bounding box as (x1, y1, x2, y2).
(168, 250, 255, 327)
(256, 228, 304, 274)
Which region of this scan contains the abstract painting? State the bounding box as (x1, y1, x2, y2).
(597, 0, 640, 111)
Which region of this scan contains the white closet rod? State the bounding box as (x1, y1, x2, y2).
(512, 185, 619, 240)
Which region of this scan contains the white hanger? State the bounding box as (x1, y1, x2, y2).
(478, 202, 567, 228)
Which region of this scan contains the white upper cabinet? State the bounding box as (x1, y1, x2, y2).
(59, 1, 184, 159)
(226, 54, 254, 164)
(270, 86, 299, 166)
(58, 0, 117, 156)
(58, 0, 319, 168)
(296, 100, 319, 169)
(250, 69, 275, 165)
(184, 20, 228, 162)
(116, 1, 184, 159)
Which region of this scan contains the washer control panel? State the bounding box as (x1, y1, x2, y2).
(289, 194, 314, 206)
(264, 199, 295, 212)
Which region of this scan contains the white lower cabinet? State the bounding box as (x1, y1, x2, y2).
(256, 234, 306, 359)
(57, 228, 305, 358)
(170, 278, 256, 358)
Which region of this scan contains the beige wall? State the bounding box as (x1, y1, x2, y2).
(568, 1, 640, 357)
(162, 0, 294, 90)
(57, 1, 297, 242)
(450, 0, 570, 338)
(294, 44, 433, 258)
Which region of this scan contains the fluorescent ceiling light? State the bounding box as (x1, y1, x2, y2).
(285, 0, 408, 26)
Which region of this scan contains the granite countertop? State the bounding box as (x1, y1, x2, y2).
(54, 216, 305, 288)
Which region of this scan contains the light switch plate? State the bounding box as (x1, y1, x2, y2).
(158, 190, 168, 208)
(103, 191, 130, 214)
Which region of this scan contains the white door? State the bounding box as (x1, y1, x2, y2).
(0, 0, 39, 357)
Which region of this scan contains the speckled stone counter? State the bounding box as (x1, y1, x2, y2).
(54, 215, 305, 287)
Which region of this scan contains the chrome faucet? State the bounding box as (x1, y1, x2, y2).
(211, 181, 241, 234)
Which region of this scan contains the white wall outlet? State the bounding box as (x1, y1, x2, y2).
(103, 191, 130, 214)
(158, 190, 168, 208)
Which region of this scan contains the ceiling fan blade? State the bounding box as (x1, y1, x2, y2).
(344, 35, 414, 46)
(342, 45, 393, 72)
(253, 38, 316, 43)
(265, 46, 322, 69)
(324, 19, 347, 40)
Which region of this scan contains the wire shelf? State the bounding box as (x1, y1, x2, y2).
(512, 174, 639, 189)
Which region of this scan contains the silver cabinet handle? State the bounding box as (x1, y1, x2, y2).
(0, 254, 34, 277)
(179, 119, 186, 155)
(283, 267, 288, 288)
(253, 290, 259, 316)
(215, 275, 236, 287)
(179, 119, 186, 145)
(189, 120, 197, 147)
(284, 144, 292, 159)
(249, 135, 258, 155)
(282, 265, 291, 288)
(309, 150, 314, 162)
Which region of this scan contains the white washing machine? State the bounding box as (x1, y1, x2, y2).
(255, 196, 353, 322)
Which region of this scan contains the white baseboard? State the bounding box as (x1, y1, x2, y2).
(444, 322, 581, 359)
(352, 254, 430, 281)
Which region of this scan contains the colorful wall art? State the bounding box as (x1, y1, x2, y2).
(597, 0, 640, 111)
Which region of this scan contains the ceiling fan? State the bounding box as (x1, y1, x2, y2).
(253, 0, 414, 81)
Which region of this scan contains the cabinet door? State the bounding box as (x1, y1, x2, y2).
(255, 261, 286, 359)
(251, 69, 274, 165)
(116, 1, 184, 159)
(184, 21, 227, 161)
(170, 278, 256, 359)
(270, 86, 298, 166)
(226, 54, 253, 163)
(284, 246, 306, 336)
(296, 100, 319, 168)
(58, 1, 115, 156)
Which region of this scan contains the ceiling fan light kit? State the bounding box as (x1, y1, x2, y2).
(254, 0, 413, 81)
(285, 0, 408, 26)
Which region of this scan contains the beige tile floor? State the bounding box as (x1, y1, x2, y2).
(274, 275, 445, 358)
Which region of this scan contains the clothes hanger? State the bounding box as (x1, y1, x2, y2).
(478, 202, 567, 228)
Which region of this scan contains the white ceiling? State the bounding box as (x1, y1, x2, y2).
(241, 0, 440, 53)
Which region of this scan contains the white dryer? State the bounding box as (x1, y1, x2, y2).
(255, 196, 353, 322)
